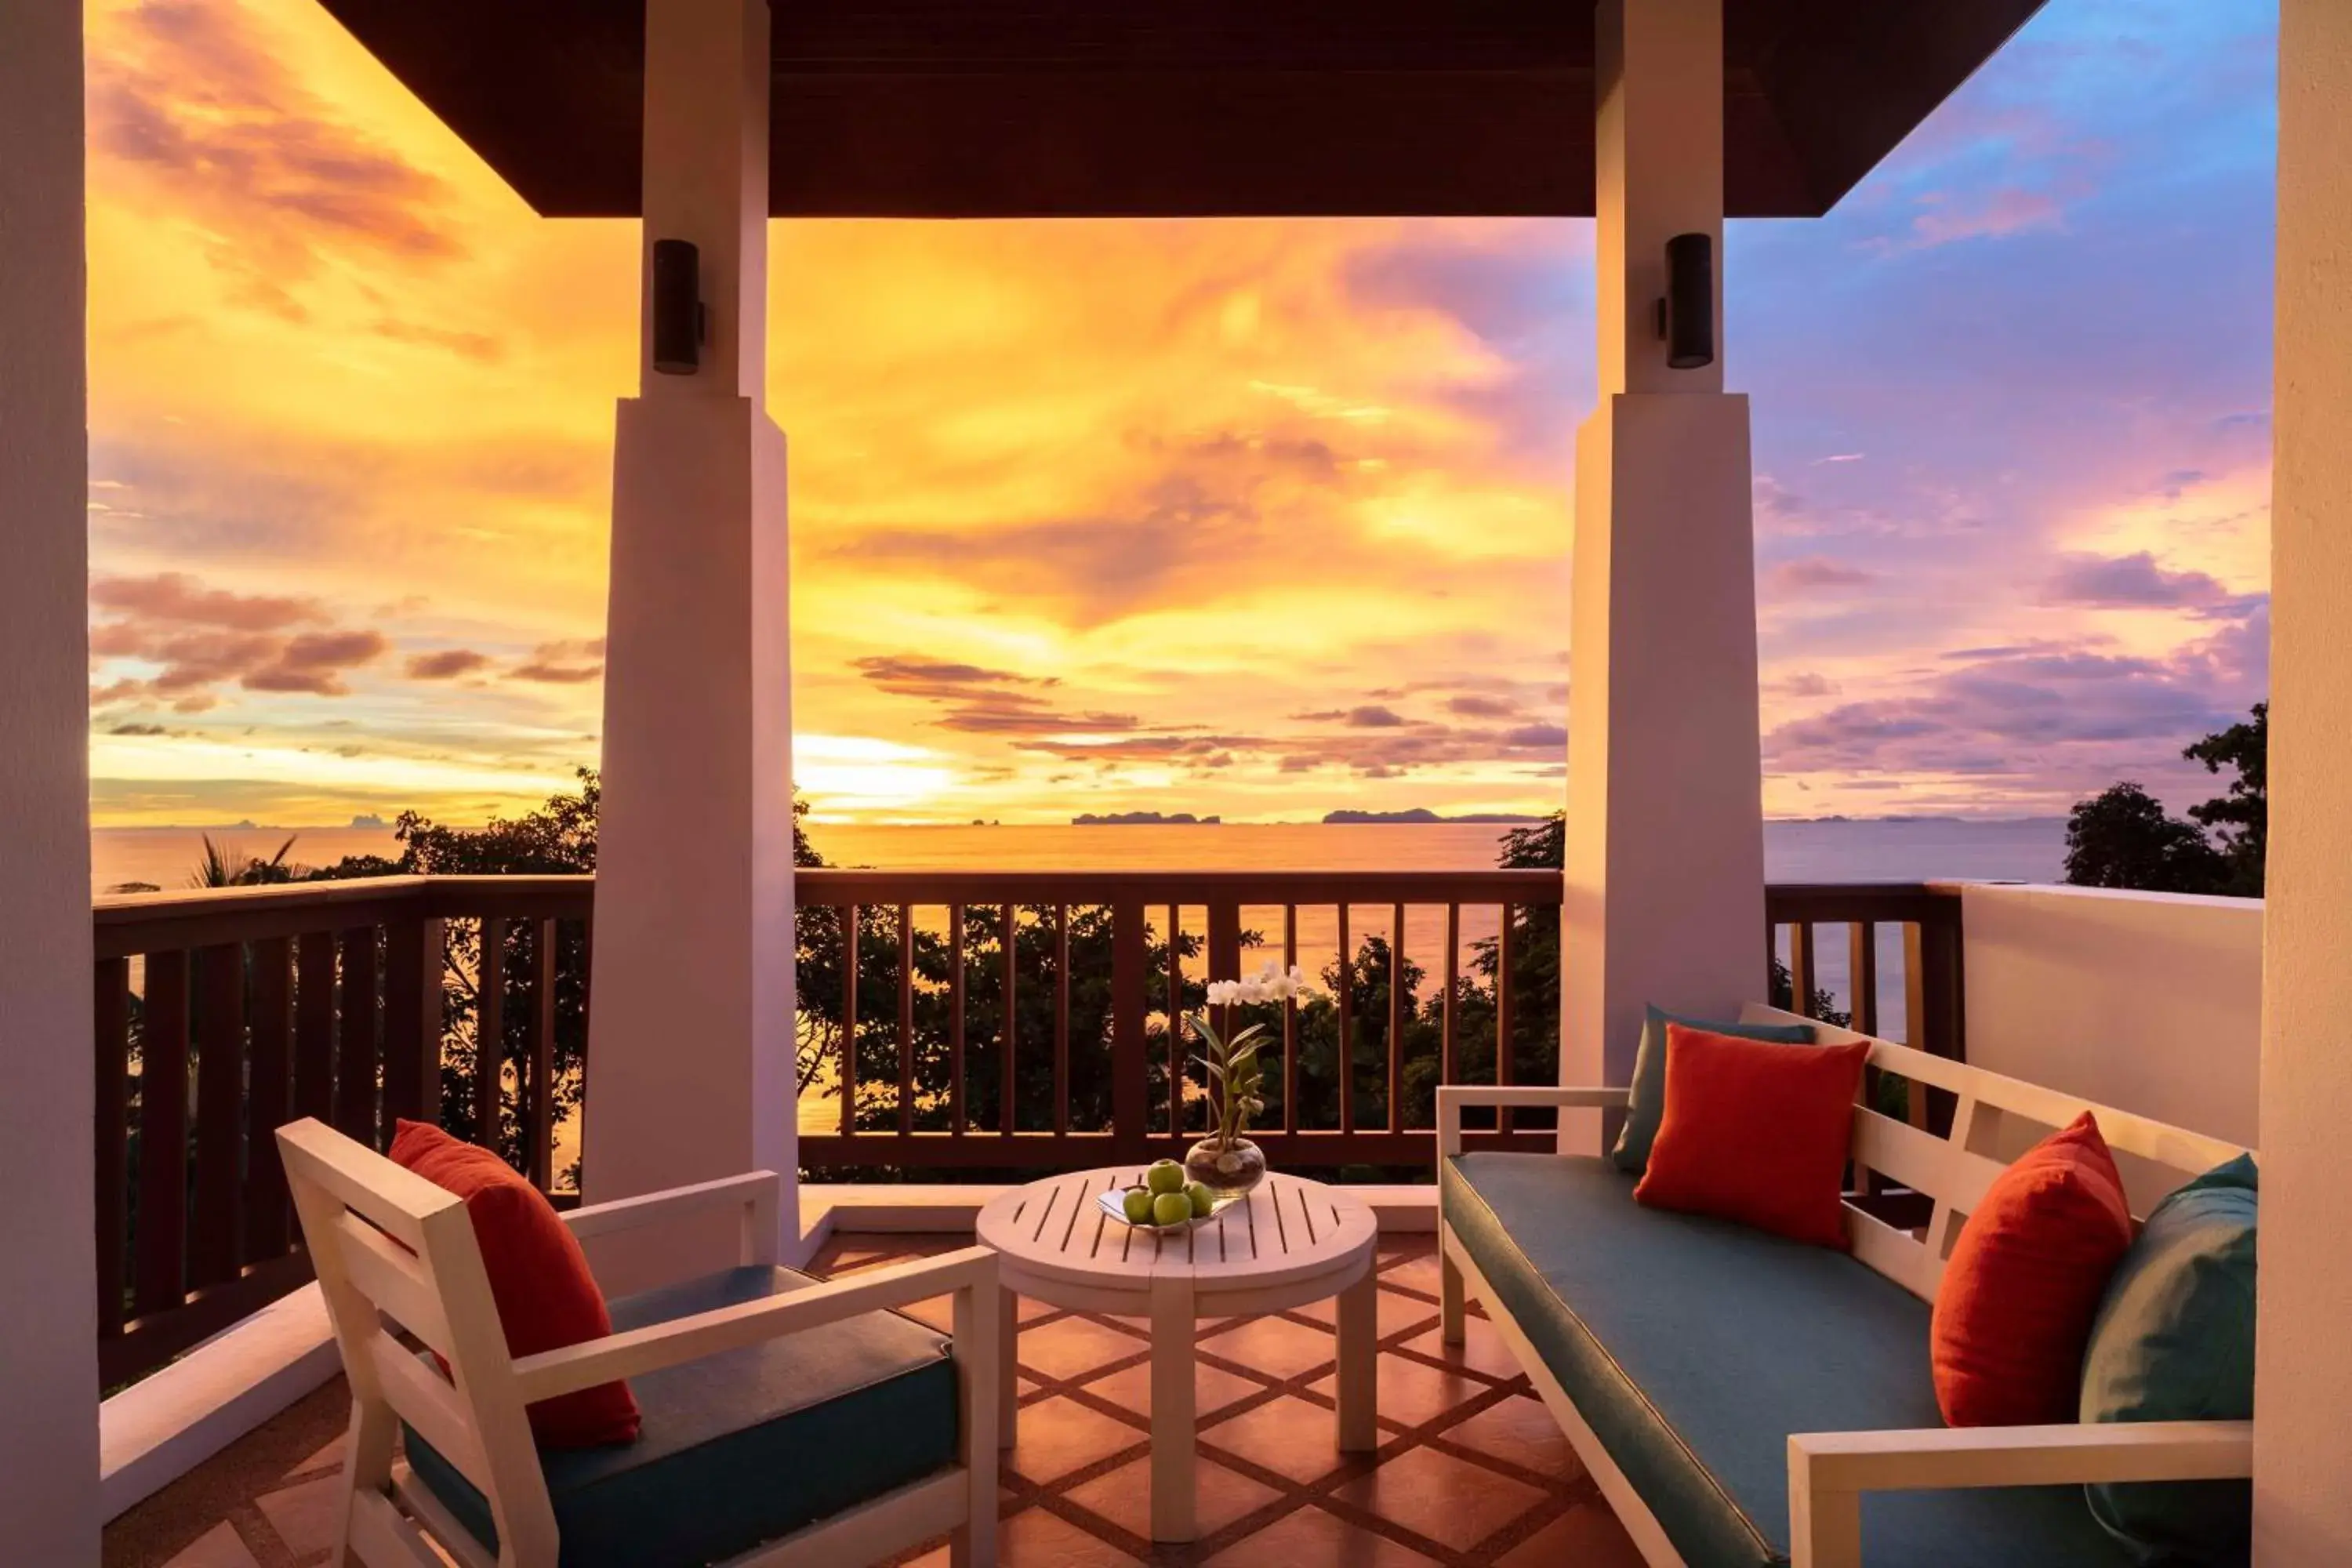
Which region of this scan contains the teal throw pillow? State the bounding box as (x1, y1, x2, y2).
(1608, 1004, 1815, 1175)
(2081, 1153, 2257, 1566)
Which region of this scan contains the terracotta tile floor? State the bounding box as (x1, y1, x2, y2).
(114, 1233, 1641, 1568)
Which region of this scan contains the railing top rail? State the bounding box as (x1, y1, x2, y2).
(1765, 881, 1959, 924)
(92, 873, 595, 957)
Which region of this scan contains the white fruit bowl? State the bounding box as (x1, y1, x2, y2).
(1097, 1186, 1240, 1234)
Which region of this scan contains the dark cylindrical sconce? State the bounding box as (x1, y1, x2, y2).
(652, 238, 705, 376)
(1663, 232, 1715, 370)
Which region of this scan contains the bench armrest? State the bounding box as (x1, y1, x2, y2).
(1788, 1421, 2254, 1568)
(511, 1245, 998, 1403)
(560, 1171, 782, 1266)
(1436, 1084, 1631, 1156)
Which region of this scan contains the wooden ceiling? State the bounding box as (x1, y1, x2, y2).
(312, 0, 2045, 219)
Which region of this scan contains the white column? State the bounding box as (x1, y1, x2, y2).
(585, 0, 797, 1275)
(1560, 0, 1765, 1150)
(2256, 3, 2352, 1558)
(0, 0, 100, 1557)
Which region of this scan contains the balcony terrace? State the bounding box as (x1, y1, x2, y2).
(7, 0, 2347, 1562)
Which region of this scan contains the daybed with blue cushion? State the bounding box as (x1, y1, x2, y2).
(1435, 1006, 2253, 1568)
(277, 1120, 1000, 1568)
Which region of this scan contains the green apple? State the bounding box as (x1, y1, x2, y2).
(1121, 1188, 1156, 1225)
(1151, 1192, 1194, 1227)
(1185, 1182, 1215, 1218)
(1145, 1160, 1185, 1196)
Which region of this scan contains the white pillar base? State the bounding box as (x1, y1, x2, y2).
(585, 394, 797, 1284)
(1560, 391, 1767, 1152)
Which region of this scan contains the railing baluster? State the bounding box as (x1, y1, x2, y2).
(1112, 901, 1147, 1161)
(135, 949, 191, 1319)
(949, 902, 966, 1135)
(1790, 919, 1818, 1017)
(1054, 903, 1070, 1137)
(382, 914, 445, 1131)
(1000, 903, 1018, 1137)
(192, 942, 245, 1289)
(840, 903, 858, 1138)
(529, 918, 556, 1189)
(1167, 902, 1182, 1136)
(244, 936, 294, 1263)
(1337, 903, 1352, 1136)
(475, 917, 506, 1147)
(1388, 902, 1406, 1133)
(295, 931, 336, 1127)
(1442, 903, 1460, 1091)
(898, 904, 915, 1135)
(1282, 905, 1298, 1133)
(333, 926, 379, 1149)
(95, 958, 130, 1339)
(1497, 905, 1514, 1135)
(1849, 920, 1879, 1036)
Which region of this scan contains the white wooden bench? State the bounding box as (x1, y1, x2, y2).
(1436, 1005, 2255, 1568)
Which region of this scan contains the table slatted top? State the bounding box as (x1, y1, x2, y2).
(975, 1167, 1377, 1295)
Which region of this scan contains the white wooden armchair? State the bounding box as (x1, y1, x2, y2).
(276, 1118, 999, 1568)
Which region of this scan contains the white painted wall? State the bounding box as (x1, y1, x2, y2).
(1563, 0, 1766, 1151)
(2257, 3, 2352, 1555)
(1955, 884, 2261, 1149)
(0, 0, 101, 1558)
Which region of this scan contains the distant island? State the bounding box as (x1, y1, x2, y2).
(1322, 809, 1548, 825)
(349, 813, 387, 829)
(1073, 811, 1222, 826)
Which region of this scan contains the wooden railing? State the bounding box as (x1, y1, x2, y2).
(91, 871, 1962, 1385)
(793, 868, 1566, 1173)
(1766, 881, 1965, 1064)
(93, 875, 590, 1387)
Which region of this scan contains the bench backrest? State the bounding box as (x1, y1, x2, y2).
(1738, 1005, 2252, 1305)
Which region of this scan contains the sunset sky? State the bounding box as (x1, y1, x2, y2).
(83, 0, 2277, 827)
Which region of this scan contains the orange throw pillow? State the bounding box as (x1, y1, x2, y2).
(389, 1120, 641, 1447)
(1633, 1024, 1871, 1249)
(1931, 1112, 2134, 1427)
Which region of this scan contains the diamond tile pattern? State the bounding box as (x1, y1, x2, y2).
(125, 1232, 1636, 1568)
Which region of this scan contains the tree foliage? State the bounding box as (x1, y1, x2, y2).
(2063, 704, 2267, 896)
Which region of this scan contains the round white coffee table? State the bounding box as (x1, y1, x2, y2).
(976, 1166, 1380, 1542)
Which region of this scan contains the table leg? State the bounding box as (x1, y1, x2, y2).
(1149, 1274, 1196, 1541)
(998, 1285, 1019, 1450)
(1335, 1268, 1378, 1452)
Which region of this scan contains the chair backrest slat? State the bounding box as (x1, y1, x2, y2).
(331, 1210, 456, 1356)
(1738, 1005, 2256, 1304)
(365, 1327, 490, 1486)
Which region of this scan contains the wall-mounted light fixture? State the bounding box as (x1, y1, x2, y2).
(1658, 232, 1715, 370)
(652, 238, 706, 376)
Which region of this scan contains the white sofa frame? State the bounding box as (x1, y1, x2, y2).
(276, 1118, 999, 1568)
(1435, 1006, 2255, 1568)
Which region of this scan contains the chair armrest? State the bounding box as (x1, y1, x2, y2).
(561, 1171, 779, 1242)
(510, 1246, 997, 1403)
(1787, 1421, 2253, 1568)
(1437, 1085, 1631, 1156)
(562, 1171, 784, 1270)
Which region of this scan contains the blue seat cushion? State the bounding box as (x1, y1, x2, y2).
(405, 1265, 960, 1568)
(1443, 1152, 2136, 1568)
